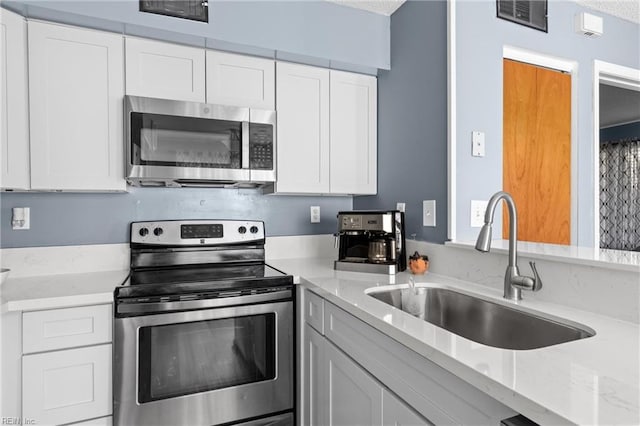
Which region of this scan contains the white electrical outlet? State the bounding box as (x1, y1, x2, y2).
(12, 207, 30, 230)
(472, 131, 485, 157)
(310, 206, 321, 223)
(422, 200, 436, 227)
(396, 202, 406, 213)
(470, 200, 488, 227)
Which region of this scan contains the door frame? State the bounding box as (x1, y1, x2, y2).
(592, 60, 640, 248)
(502, 45, 579, 245)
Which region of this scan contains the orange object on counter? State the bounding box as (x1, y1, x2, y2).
(408, 251, 429, 275)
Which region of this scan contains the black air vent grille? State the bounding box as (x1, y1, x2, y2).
(515, 0, 531, 21)
(140, 1, 208, 23)
(497, 0, 547, 32)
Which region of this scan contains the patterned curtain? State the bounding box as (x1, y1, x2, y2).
(600, 138, 640, 251)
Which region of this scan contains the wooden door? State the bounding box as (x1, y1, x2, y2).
(29, 22, 125, 191)
(125, 37, 205, 102)
(275, 62, 330, 193)
(503, 59, 571, 244)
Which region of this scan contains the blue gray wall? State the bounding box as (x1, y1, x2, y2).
(601, 121, 640, 142)
(0, 189, 350, 248)
(353, 1, 448, 243)
(454, 1, 640, 246)
(3, 0, 390, 72)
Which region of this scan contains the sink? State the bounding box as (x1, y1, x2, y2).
(367, 285, 595, 350)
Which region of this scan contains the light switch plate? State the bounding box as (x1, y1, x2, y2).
(396, 202, 405, 213)
(310, 206, 321, 223)
(472, 131, 485, 157)
(470, 200, 488, 227)
(423, 200, 436, 227)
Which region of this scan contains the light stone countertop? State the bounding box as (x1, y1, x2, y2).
(268, 257, 640, 426)
(0, 269, 128, 312)
(1, 259, 637, 425)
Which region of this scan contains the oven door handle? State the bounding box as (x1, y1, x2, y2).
(117, 289, 292, 315)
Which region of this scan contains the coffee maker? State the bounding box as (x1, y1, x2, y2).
(334, 210, 406, 275)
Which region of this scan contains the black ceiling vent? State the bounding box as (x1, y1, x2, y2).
(497, 0, 547, 32)
(140, 1, 209, 23)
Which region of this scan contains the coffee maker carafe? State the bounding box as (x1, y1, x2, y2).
(334, 210, 406, 275)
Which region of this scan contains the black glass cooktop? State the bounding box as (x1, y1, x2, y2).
(115, 263, 292, 300)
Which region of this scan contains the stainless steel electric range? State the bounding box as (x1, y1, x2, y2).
(113, 220, 294, 426)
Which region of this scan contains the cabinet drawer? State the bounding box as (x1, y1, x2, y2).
(304, 290, 325, 334)
(22, 344, 112, 425)
(23, 305, 112, 354)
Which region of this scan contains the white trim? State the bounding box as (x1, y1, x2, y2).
(503, 45, 575, 73)
(502, 46, 579, 246)
(447, 0, 457, 241)
(592, 60, 640, 249)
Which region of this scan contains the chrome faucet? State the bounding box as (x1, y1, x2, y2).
(475, 191, 542, 301)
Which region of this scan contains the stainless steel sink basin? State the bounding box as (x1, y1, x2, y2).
(367, 286, 595, 350)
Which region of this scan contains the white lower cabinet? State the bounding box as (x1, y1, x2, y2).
(23, 344, 112, 426)
(16, 305, 113, 426)
(300, 288, 516, 426)
(324, 335, 383, 426)
(383, 389, 434, 426)
(302, 289, 430, 426)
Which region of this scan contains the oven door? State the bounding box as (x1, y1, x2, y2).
(114, 296, 293, 426)
(125, 95, 251, 184)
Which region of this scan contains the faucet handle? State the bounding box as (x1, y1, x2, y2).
(529, 261, 542, 291)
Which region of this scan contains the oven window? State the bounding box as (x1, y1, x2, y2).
(130, 112, 242, 169)
(138, 314, 276, 403)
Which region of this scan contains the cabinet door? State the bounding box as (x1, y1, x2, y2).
(383, 389, 433, 426)
(325, 339, 382, 426)
(28, 22, 125, 191)
(275, 62, 330, 193)
(304, 325, 326, 426)
(22, 344, 112, 425)
(330, 70, 377, 195)
(0, 9, 29, 189)
(125, 37, 205, 102)
(206, 51, 275, 109)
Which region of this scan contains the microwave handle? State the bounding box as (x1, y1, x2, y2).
(242, 121, 250, 169)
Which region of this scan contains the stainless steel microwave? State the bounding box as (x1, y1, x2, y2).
(125, 96, 276, 188)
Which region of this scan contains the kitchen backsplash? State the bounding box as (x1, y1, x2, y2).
(0, 188, 351, 248)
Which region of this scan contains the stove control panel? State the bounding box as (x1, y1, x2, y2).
(131, 220, 265, 245)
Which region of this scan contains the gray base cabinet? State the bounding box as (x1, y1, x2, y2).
(299, 286, 516, 426)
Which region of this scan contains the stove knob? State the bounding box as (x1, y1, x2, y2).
(238, 226, 247, 234)
(250, 226, 259, 234)
(138, 227, 149, 237)
(153, 227, 164, 236)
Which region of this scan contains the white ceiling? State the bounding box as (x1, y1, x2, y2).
(600, 84, 640, 128)
(326, 0, 639, 24)
(576, 0, 640, 24)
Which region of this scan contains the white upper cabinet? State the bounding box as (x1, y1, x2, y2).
(0, 9, 30, 190)
(125, 37, 205, 102)
(28, 22, 125, 191)
(275, 62, 330, 193)
(206, 51, 275, 109)
(330, 70, 377, 195)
